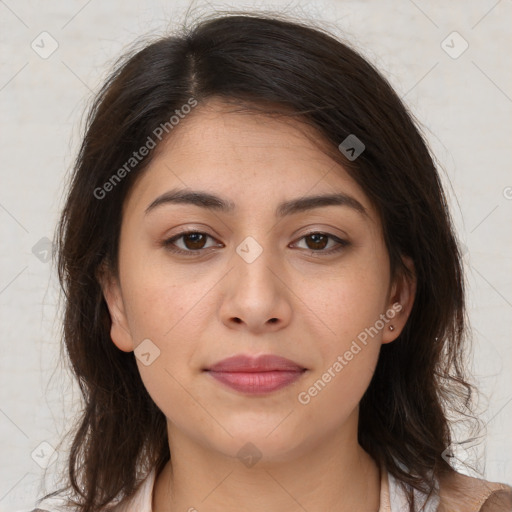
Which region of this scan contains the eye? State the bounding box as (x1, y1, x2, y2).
(292, 232, 350, 254)
(162, 231, 223, 256)
(161, 230, 349, 257)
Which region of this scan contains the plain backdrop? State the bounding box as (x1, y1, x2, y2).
(0, 1, 511, 510)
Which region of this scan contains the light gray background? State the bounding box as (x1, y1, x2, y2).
(0, 1, 511, 510)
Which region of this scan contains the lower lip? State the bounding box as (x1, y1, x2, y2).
(206, 370, 306, 394)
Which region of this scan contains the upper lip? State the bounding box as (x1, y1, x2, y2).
(205, 354, 306, 373)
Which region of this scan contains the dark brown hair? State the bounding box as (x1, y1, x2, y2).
(47, 10, 475, 512)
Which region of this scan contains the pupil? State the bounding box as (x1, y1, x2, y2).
(308, 234, 327, 250)
(186, 233, 205, 249)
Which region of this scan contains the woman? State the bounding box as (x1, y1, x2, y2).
(33, 11, 512, 512)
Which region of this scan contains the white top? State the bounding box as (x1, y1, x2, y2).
(29, 465, 440, 512)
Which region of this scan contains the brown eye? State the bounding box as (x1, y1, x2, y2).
(162, 230, 349, 257)
(293, 232, 350, 254)
(182, 232, 208, 250)
(162, 231, 221, 256)
(305, 233, 329, 250)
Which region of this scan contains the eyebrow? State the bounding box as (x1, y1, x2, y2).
(144, 187, 367, 218)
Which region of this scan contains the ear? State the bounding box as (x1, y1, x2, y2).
(381, 256, 416, 344)
(96, 263, 135, 352)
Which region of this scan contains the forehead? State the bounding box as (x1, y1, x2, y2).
(122, 98, 377, 222)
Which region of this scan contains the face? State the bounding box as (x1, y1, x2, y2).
(101, 97, 415, 466)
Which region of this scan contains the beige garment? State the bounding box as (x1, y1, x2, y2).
(378, 464, 512, 512)
(31, 465, 512, 511)
(436, 470, 512, 512)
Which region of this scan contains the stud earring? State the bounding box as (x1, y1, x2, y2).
(389, 325, 395, 331)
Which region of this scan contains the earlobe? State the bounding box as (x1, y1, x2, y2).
(96, 264, 134, 353)
(382, 256, 416, 344)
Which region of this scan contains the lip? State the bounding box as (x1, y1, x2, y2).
(204, 354, 307, 394)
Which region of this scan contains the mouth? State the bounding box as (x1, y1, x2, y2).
(203, 354, 307, 394)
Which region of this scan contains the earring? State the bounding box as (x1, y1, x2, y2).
(389, 325, 395, 331)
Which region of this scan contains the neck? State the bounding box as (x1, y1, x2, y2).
(152, 421, 381, 512)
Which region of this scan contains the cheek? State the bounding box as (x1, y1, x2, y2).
(295, 342, 380, 441)
(122, 281, 208, 386)
(120, 251, 214, 343)
(124, 276, 207, 430)
(297, 256, 388, 410)
(310, 259, 390, 349)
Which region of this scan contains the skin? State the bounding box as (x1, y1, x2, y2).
(100, 97, 416, 512)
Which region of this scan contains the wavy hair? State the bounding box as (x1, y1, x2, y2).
(46, 11, 475, 512)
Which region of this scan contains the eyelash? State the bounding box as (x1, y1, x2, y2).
(160, 230, 350, 257)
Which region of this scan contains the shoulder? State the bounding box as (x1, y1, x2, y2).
(437, 470, 512, 512)
(30, 468, 157, 512)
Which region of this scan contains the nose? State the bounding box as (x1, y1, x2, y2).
(219, 240, 293, 334)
